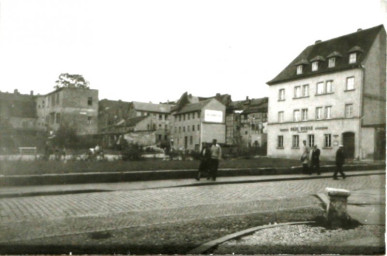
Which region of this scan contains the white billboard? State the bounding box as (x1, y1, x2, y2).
(204, 109, 223, 123)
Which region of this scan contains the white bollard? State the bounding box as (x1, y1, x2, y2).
(325, 187, 351, 228)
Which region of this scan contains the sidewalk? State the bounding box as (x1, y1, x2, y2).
(0, 169, 384, 198)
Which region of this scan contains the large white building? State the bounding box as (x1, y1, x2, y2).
(266, 25, 386, 160)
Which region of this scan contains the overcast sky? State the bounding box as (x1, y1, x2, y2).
(0, 0, 385, 103)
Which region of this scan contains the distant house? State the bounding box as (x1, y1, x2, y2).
(36, 87, 99, 135)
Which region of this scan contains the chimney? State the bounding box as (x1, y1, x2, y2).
(315, 40, 322, 44)
(357, 28, 362, 32)
(30, 90, 34, 96)
(14, 89, 19, 94)
(246, 96, 249, 101)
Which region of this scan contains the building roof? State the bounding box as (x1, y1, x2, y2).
(267, 25, 385, 85)
(132, 101, 172, 113)
(174, 99, 212, 114)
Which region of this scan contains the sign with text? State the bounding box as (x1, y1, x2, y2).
(204, 110, 223, 123)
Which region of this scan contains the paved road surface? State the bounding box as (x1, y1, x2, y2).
(0, 173, 384, 243)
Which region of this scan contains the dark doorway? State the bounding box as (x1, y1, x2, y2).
(375, 129, 386, 160)
(342, 132, 355, 159)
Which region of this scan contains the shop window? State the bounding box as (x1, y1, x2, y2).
(308, 134, 315, 147)
(277, 136, 284, 148)
(324, 134, 332, 147)
(292, 135, 299, 148)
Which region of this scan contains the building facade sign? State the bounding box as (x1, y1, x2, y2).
(204, 110, 223, 123)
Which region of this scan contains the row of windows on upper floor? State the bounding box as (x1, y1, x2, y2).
(37, 96, 93, 108)
(277, 133, 333, 149)
(137, 111, 169, 120)
(296, 52, 360, 75)
(174, 112, 201, 121)
(173, 124, 201, 133)
(278, 77, 355, 101)
(277, 103, 354, 123)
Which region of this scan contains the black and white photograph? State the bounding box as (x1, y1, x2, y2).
(0, 0, 386, 254)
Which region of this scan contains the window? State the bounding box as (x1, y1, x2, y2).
(153, 124, 156, 130)
(302, 84, 309, 97)
(158, 134, 162, 141)
(158, 124, 162, 128)
(324, 134, 332, 147)
(87, 116, 92, 124)
(312, 61, 318, 71)
(56, 94, 60, 105)
(179, 127, 181, 133)
(293, 110, 301, 122)
(192, 125, 195, 131)
(183, 126, 185, 132)
(349, 53, 357, 64)
(346, 77, 355, 90)
(296, 65, 303, 75)
(197, 124, 200, 131)
(197, 112, 200, 118)
(325, 106, 332, 119)
(183, 114, 186, 121)
(308, 134, 315, 147)
(56, 113, 61, 124)
(278, 89, 285, 101)
(187, 113, 190, 120)
(326, 80, 333, 93)
(316, 82, 324, 94)
(277, 136, 284, 148)
(328, 57, 336, 68)
(345, 104, 353, 118)
(159, 114, 162, 120)
(301, 109, 308, 121)
(294, 86, 301, 98)
(316, 107, 323, 120)
(88, 97, 92, 106)
(278, 111, 284, 123)
(292, 135, 300, 148)
(190, 136, 193, 145)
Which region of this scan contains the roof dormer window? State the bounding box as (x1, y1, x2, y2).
(349, 53, 357, 64)
(348, 46, 363, 64)
(328, 57, 336, 68)
(311, 61, 318, 71)
(296, 65, 303, 75)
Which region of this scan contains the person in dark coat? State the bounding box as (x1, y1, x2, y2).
(334, 145, 346, 179)
(196, 143, 211, 180)
(209, 139, 222, 181)
(310, 145, 321, 175)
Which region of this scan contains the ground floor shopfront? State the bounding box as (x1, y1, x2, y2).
(267, 118, 384, 161)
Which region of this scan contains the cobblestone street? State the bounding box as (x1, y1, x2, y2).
(0, 174, 384, 243)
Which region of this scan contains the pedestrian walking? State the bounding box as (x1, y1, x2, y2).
(209, 139, 222, 181)
(301, 140, 310, 174)
(334, 145, 346, 179)
(310, 145, 321, 175)
(196, 143, 211, 181)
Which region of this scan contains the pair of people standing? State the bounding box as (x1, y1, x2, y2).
(196, 139, 222, 181)
(301, 141, 320, 175)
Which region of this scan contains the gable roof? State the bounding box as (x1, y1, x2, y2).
(267, 25, 385, 85)
(174, 99, 212, 114)
(132, 101, 172, 113)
